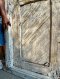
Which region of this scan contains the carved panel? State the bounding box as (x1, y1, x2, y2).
(20, 1, 50, 65)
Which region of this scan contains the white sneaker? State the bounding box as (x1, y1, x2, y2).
(0, 60, 3, 69)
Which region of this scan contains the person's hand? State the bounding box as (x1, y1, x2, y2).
(3, 17, 11, 30)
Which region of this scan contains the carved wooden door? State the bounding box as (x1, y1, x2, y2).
(6, 0, 54, 76)
(12, 0, 52, 75)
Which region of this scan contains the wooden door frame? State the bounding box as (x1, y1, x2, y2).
(5, 0, 13, 68)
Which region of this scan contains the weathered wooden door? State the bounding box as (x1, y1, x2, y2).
(19, 0, 51, 75)
(5, 0, 60, 78)
(8, 0, 51, 75)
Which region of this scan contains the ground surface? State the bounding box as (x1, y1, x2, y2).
(0, 70, 23, 79)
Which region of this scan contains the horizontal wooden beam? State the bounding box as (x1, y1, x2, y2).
(20, 0, 47, 7)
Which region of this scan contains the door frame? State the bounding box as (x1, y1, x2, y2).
(5, 0, 13, 68)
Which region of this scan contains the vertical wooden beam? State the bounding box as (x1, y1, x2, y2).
(49, 0, 52, 66)
(5, 0, 13, 68)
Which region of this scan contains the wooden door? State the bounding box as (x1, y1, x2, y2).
(10, 0, 52, 76)
(5, 0, 55, 76)
(5, 0, 60, 78)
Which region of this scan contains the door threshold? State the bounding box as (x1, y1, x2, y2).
(5, 66, 52, 79)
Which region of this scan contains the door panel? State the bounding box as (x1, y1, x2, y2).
(21, 1, 50, 65)
(19, 0, 51, 74)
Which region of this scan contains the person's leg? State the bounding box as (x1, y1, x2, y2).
(2, 46, 5, 65)
(2, 46, 5, 60)
(0, 46, 4, 60)
(0, 46, 5, 60)
(0, 46, 4, 69)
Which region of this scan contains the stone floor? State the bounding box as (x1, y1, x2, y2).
(0, 70, 23, 79)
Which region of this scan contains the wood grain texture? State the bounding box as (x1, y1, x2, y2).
(21, 1, 50, 65)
